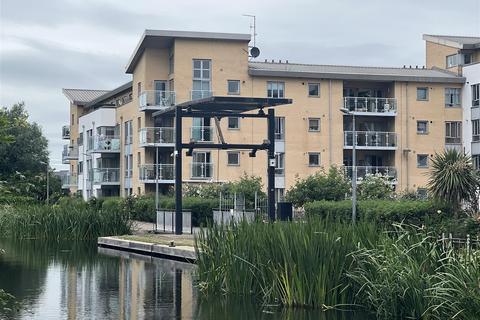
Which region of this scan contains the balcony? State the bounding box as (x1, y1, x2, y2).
(139, 127, 175, 147)
(139, 164, 174, 183)
(344, 131, 397, 150)
(87, 135, 120, 153)
(190, 126, 214, 142)
(62, 125, 70, 139)
(62, 144, 79, 163)
(139, 91, 176, 111)
(91, 168, 120, 185)
(190, 90, 213, 101)
(61, 174, 77, 189)
(191, 162, 213, 179)
(344, 97, 396, 116)
(344, 166, 397, 183)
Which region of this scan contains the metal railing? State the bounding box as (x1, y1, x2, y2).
(344, 166, 397, 181)
(62, 125, 70, 139)
(139, 127, 175, 145)
(62, 144, 79, 163)
(190, 90, 213, 100)
(344, 131, 397, 148)
(139, 164, 174, 181)
(61, 174, 77, 188)
(91, 168, 120, 184)
(87, 135, 121, 152)
(139, 90, 176, 110)
(190, 126, 214, 142)
(344, 97, 397, 113)
(156, 210, 192, 234)
(191, 162, 213, 179)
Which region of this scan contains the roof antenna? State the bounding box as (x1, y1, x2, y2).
(243, 14, 260, 59)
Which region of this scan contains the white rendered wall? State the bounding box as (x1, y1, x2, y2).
(463, 63, 480, 156)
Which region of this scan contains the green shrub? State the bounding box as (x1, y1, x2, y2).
(0, 195, 36, 206)
(131, 196, 156, 222)
(160, 197, 218, 226)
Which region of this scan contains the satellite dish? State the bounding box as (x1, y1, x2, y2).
(250, 47, 260, 58)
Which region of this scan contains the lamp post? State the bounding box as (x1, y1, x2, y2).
(340, 108, 357, 224)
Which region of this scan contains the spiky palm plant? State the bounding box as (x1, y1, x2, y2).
(427, 149, 480, 214)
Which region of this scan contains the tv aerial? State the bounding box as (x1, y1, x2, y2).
(243, 14, 260, 58)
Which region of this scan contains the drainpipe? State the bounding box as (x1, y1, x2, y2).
(328, 80, 333, 165)
(405, 83, 410, 190)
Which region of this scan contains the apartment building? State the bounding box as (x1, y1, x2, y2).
(61, 30, 465, 200)
(423, 35, 480, 170)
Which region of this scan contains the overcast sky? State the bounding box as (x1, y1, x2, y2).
(1, 0, 479, 170)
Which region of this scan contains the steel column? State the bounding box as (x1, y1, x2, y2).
(267, 108, 276, 221)
(175, 105, 183, 235)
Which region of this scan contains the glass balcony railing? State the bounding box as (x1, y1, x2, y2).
(191, 162, 213, 179)
(190, 126, 214, 142)
(91, 168, 120, 185)
(62, 144, 78, 163)
(344, 131, 397, 149)
(344, 166, 397, 182)
(139, 164, 174, 181)
(61, 174, 77, 189)
(87, 135, 120, 152)
(139, 91, 176, 111)
(139, 127, 175, 146)
(190, 90, 213, 100)
(62, 125, 70, 139)
(344, 97, 397, 114)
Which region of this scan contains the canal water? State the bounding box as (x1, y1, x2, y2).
(0, 240, 371, 319)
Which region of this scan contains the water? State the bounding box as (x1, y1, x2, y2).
(0, 239, 370, 320)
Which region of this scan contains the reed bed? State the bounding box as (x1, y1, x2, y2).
(0, 204, 131, 240)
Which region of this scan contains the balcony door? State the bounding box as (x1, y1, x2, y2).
(192, 151, 211, 178)
(154, 80, 167, 105)
(192, 117, 211, 141)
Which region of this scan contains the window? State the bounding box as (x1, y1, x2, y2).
(308, 153, 320, 166)
(472, 84, 480, 106)
(474, 120, 480, 142)
(464, 53, 472, 65)
(137, 117, 141, 132)
(308, 118, 320, 132)
(192, 151, 212, 178)
(417, 87, 429, 101)
(78, 132, 84, 146)
(227, 80, 240, 95)
(137, 82, 141, 97)
(446, 54, 458, 68)
(192, 59, 211, 100)
(227, 151, 240, 166)
(275, 153, 285, 175)
(275, 117, 285, 140)
(417, 121, 428, 134)
(228, 117, 240, 130)
(137, 152, 141, 167)
(445, 121, 462, 144)
(78, 161, 83, 174)
(308, 83, 320, 97)
(473, 155, 480, 170)
(275, 188, 285, 202)
(445, 88, 461, 107)
(267, 81, 285, 98)
(124, 120, 132, 145)
(417, 154, 429, 168)
(71, 114, 74, 125)
(168, 49, 174, 74)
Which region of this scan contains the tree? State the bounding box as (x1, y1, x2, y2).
(427, 149, 480, 215)
(286, 166, 350, 207)
(357, 174, 394, 200)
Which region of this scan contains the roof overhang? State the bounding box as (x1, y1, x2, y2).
(248, 68, 466, 84)
(85, 81, 133, 108)
(423, 34, 480, 50)
(125, 30, 251, 74)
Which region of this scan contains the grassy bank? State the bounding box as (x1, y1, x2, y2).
(195, 220, 480, 319)
(0, 202, 131, 240)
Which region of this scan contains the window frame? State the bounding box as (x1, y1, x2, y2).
(227, 117, 240, 130)
(445, 88, 461, 107)
(308, 118, 320, 132)
(308, 83, 320, 97)
(473, 155, 480, 170)
(473, 119, 480, 142)
(446, 54, 458, 68)
(417, 154, 429, 168)
(227, 80, 240, 95)
(416, 120, 429, 135)
(472, 84, 480, 107)
(267, 81, 285, 98)
(275, 117, 285, 140)
(416, 87, 429, 101)
(275, 152, 285, 176)
(227, 151, 240, 166)
(445, 121, 462, 144)
(308, 152, 321, 167)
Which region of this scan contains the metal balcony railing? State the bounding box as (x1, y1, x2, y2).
(61, 174, 77, 189)
(191, 162, 213, 179)
(190, 126, 214, 142)
(87, 135, 121, 152)
(62, 144, 79, 163)
(344, 97, 397, 114)
(139, 164, 174, 181)
(139, 127, 175, 146)
(91, 168, 120, 184)
(62, 125, 70, 139)
(344, 166, 397, 181)
(139, 91, 176, 111)
(344, 131, 397, 149)
(190, 90, 213, 100)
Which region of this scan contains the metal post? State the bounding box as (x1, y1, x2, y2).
(46, 161, 49, 205)
(352, 113, 357, 224)
(267, 108, 276, 222)
(155, 146, 159, 224)
(175, 106, 183, 235)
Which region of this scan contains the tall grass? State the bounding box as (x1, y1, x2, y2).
(195, 219, 379, 309)
(0, 203, 131, 240)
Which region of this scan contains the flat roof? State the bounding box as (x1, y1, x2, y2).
(423, 34, 480, 50)
(125, 29, 251, 74)
(248, 61, 465, 83)
(152, 96, 292, 117)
